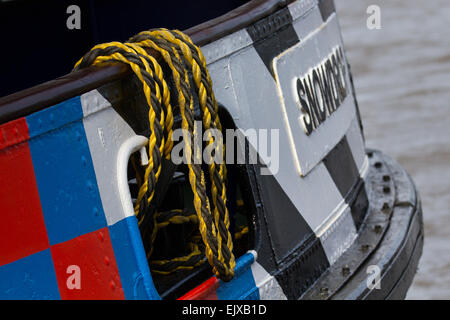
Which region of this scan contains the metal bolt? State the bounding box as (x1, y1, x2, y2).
(342, 266, 350, 276)
(320, 287, 329, 299)
(382, 202, 390, 213)
(383, 175, 391, 182)
(374, 161, 382, 168)
(374, 225, 382, 234)
(383, 186, 391, 194)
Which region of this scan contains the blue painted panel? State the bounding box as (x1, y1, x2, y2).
(108, 216, 161, 300)
(217, 252, 260, 300)
(27, 97, 107, 245)
(0, 249, 60, 300)
(27, 96, 84, 138)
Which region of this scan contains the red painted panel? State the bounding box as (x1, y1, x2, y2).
(0, 118, 49, 265)
(178, 277, 219, 300)
(0, 118, 29, 150)
(51, 228, 125, 300)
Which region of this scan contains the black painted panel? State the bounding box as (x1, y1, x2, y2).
(318, 0, 336, 22)
(247, 7, 300, 77)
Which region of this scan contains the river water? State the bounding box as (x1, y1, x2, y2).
(334, 0, 450, 299)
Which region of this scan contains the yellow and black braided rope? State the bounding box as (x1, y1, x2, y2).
(74, 29, 235, 281)
(130, 29, 235, 280)
(140, 208, 205, 275)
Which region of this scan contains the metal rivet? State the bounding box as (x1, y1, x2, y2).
(367, 152, 373, 158)
(374, 162, 382, 168)
(382, 202, 390, 213)
(81, 156, 87, 167)
(383, 175, 391, 182)
(98, 231, 104, 243)
(383, 186, 391, 194)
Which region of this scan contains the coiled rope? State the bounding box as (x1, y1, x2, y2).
(73, 28, 235, 281)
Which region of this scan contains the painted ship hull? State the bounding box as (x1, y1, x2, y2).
(0, 0, 423, 300)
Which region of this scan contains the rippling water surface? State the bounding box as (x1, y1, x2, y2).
(335, 0, 450, 299)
